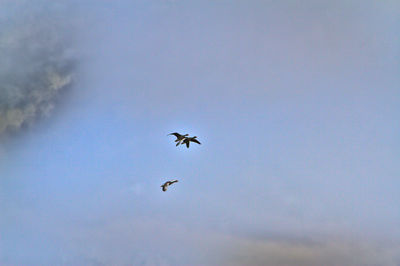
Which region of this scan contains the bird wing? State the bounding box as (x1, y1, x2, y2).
(168, 133, 181, 139)
(162, 185, 167, 191)
(170, 180, 178, 184)
(191, 139, 201, 145)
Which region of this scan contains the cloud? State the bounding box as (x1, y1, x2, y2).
(0, 1, 76, 138)
(9, 210, 398, 266)
(221, 235, 400, 266)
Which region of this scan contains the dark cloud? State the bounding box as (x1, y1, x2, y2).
(0, 1, 76, 137)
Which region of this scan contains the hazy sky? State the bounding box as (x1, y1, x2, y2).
(1, 0, 399, 265)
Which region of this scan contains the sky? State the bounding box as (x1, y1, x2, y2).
(1, 0, 400, 265)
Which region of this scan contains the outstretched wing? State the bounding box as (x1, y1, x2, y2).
(168, 133, 181, 139)
(170, 180, 178, 184)
(191, 138, 201, 145)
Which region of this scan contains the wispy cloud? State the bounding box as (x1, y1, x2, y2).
(222, 235, 400, 266)
(8, 211, 398, 266)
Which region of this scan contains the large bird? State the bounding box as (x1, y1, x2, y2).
(168, 132, 189, 146)
(161, 180, 178, 192)
(181, 136, 201, 148)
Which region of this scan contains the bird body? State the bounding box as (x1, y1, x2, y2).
(161, 180, 178, 191)
(181, 136, 201, 148)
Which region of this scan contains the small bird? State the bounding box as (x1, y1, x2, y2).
(181, 136, 201, 148)
(161, 180, 178, 192)
(168, 132, 189, 146)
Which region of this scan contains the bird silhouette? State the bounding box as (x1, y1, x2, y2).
(181, 136, 201, 148)
(168, 132, 189, 146)
(161, 180, 178, 192)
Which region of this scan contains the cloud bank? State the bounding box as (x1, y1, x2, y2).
(222, 235, 400, 266)
(5, 213, 397, 266)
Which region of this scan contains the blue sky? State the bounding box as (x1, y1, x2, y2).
(1, 0, 400, 265)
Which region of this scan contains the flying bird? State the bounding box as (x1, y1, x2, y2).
(181, 136, 201, 148)
(168, 132, 189, 146)
(161, 180, 178, 192)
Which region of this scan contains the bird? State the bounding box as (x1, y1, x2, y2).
(181, 136, 201, 148)
(168, 132, 189, 146)
(161, 180, 178, 192)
